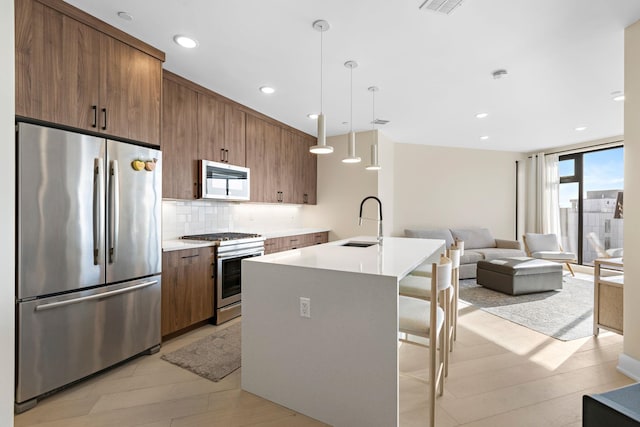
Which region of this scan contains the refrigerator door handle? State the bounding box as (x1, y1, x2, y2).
(34, 280, 158, 312)
(109, 160, 120, 264)
(93, 158, 104, 265)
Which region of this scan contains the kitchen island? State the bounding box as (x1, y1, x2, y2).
(241, 236, 445, 427)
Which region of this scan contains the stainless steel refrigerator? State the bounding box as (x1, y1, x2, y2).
(15, 122, 162, 412)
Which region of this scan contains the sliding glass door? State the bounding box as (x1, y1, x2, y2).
(558, 146, 624, 265)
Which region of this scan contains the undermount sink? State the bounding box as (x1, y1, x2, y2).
(341, 241, 377, 248)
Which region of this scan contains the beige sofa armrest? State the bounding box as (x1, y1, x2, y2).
(495, 239, 522, 250)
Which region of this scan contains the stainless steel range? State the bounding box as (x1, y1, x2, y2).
(182, 232, 265, 324)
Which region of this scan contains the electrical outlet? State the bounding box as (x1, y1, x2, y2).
(299, 297, 311, 318)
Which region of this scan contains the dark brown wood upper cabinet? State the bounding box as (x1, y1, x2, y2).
(302, 134, 318, 204)
(279, 130, 299, 204)
(15, 0, 163, 146)
(224, 104, 246, 166)
(245, 115, 281, 203)
(162, 75, 199, 200)
(160, 70, 316, 203)
(197, 94, 246, 166)
(197, 93, 226, 163)
(99, 35, 161, 145)
(245, 122, 317, 205)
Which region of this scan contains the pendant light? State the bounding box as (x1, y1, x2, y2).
(342, 60, 361, 163)
(366, 86, 381, 171)
(309, 20, 333, 155)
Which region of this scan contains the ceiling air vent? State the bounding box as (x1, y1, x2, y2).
(371, 119, 389, 125)
(419, 0, 464, 15)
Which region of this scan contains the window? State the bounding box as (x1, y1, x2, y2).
(558, 146, 624, 265)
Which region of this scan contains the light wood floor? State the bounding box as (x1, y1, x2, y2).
(15, 278, 632, 427)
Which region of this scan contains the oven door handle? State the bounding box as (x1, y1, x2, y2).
(217, 249, 263, 260)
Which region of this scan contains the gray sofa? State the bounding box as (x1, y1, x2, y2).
(405, 227, 525, 279)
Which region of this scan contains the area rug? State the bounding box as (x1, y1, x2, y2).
(459, 276, 594, 341)
(161, 323, 241, 382)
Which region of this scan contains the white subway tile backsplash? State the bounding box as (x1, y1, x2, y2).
(162, 199, 304, 240)
(176, 204, 191, 215)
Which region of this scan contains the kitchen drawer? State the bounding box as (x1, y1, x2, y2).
(17, 277, 161, 404)
(264, 232, 329, 255)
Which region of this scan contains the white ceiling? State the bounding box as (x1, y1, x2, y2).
(66, 0, 640, 153)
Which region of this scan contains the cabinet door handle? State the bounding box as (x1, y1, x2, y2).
(181, 254, 200, 259)
(303, 193, 308, 204)
(91, 105, 98, 128)
(225, 149, 229, 162)
(101, 108, 107, 130)
(220, 148, 225, 162)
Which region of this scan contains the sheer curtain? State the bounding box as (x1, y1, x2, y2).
(543, 153, 561, 236)
(525, 152, 561, 236)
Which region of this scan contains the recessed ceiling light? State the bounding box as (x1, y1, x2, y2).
(475, 112, 489, 119)
(173, 35, 198, 49)
(307, 113, 318, 119)
(480, 135, 489, 140)
(117, 11, 133, 21)
(259, 86, 275, 94)
(575, 126, 587, 131)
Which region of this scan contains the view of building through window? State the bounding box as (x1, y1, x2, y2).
(558, 146, 624, 265)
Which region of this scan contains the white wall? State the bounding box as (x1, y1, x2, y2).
(1, 0, 15, 424)
(392, 143, 522, 240)
(378, 131, 395, 238)
(302, 131, 379, 240)
(621, 19, 640, 378)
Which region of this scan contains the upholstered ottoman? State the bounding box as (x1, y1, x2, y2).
(476, 257, 563, 295)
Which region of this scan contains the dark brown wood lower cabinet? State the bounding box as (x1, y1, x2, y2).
(264, 232, 329, 255)
(161, 247, 214, 337)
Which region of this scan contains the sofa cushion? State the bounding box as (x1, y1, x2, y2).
(450, 228, 496, 250)
(405, 228, 454, 248)
(532, 250, 576, 260)
(474, 248, 526, 262)
(461, 250, 484, 265)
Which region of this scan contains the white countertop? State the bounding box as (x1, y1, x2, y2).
(162, 239, 216, 252)
(162, 227, 331, 252)
(246, 236, 445, 278)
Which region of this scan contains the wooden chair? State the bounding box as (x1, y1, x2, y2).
(452, 238, 463, 342)
(586, 232, 623, 259)
(402, 242, 463, 345)
(522, 233, 577, 276)
(399, 256, 452, 427)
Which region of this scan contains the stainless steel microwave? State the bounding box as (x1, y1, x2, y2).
(199, 160, 250, 201)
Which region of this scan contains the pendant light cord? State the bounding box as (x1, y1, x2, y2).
(372, 89, 376, 130)
(350, 66, 353, 132)
(320, 29, 323, 115)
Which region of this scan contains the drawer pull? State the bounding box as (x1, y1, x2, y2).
(35, 280, 158, 311)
